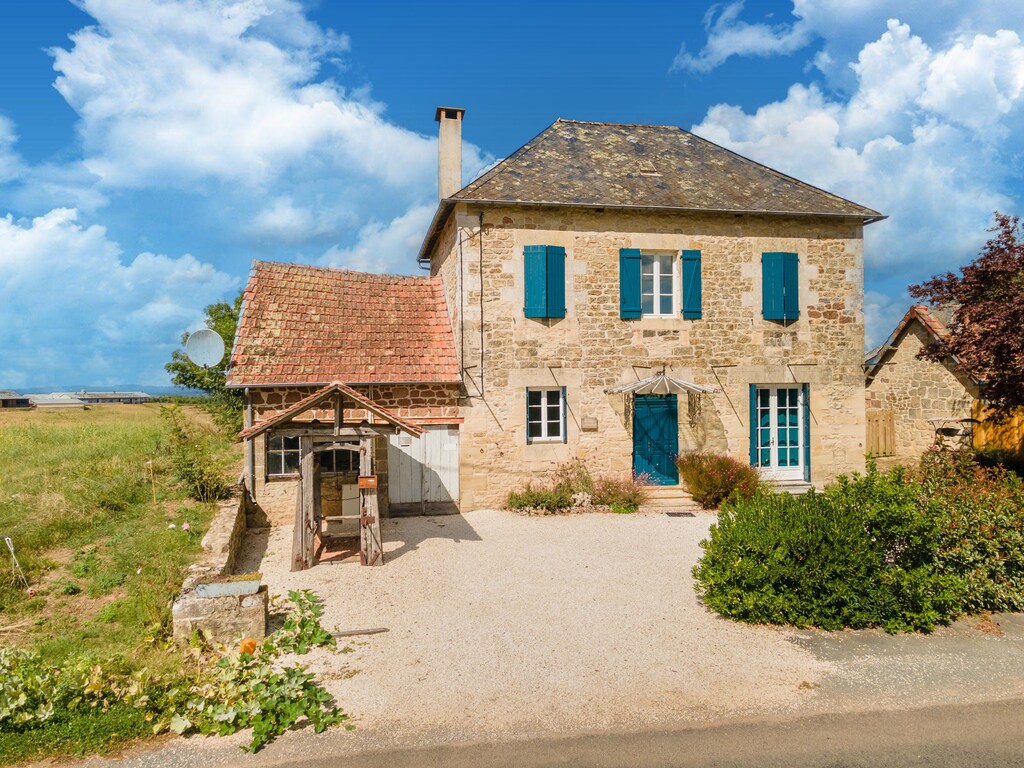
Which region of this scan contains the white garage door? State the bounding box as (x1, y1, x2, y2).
(387, 425, 459, 511)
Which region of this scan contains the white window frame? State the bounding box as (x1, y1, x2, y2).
(640, 252, 676, 317)
(526, 387, 565, 444)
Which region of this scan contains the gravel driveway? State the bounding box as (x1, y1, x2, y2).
(236, 509, 829, 744)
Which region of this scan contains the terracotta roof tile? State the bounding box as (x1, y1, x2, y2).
(227, 261, 460, 387)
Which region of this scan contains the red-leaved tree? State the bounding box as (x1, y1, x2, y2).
(909, 212, 1024, 422)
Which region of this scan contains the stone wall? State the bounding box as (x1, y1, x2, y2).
(865, 320, 978, 468)
(172, 489, 267, 645)
(432, 204, 867, 509)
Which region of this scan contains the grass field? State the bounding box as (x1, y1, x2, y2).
(0, 404, 240, 763)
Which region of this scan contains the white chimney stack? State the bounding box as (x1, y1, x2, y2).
(435, 106, 465, 200)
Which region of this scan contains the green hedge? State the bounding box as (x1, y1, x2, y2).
(694, 453, 1024, 633)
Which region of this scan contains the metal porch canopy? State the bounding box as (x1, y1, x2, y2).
(604, 373, 718, 396)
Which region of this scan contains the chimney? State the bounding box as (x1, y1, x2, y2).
(435, 106, 465, 200)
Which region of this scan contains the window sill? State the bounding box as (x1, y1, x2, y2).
(527, 439, 567, 445)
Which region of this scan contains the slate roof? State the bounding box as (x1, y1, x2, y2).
(226, 261, 460, 387)
(419, 119, 884, 264)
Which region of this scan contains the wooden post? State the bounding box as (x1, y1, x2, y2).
(359, 437, 384, 566)
(291, 436, 316, 571)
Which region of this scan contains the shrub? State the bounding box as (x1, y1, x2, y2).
(161, 405, 230, 502)
(505, 459, 649, 513)
(919, 448, 1024, 613)
(973, 447, 1024, 477)
(693, 464, 960, 633)
(677, 452, 761, 509)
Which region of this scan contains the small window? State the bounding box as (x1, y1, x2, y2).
(641, 254, 674, 316)
(527, 388, 565, 443)
(319, 443, 360, 474)
(266, 435, 300, 476)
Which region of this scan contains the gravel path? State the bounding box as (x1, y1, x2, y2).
(238, 509, 829, 743)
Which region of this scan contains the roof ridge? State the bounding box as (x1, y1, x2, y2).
(254, 260, 437, 282)
(555, 118, 685, 130)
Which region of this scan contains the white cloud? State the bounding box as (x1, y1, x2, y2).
(320, 204, 435, 274)
(690, 18, 1024, 345)
(0, 208, 238, 385)
(0, 116, 24, 184)
(672, 1, 814, 73)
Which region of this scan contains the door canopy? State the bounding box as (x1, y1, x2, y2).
(605, 373, 717, 397)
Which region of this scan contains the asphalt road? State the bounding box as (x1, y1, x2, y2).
(263, 699, 1024, 768)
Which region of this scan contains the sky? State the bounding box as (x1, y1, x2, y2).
(0, 0, 1022, 389)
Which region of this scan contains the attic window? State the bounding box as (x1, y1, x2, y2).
(639, 160, 660, 177)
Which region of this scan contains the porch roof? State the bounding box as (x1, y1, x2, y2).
(605, 373, 717, 396)
(238, 381, 425, 440)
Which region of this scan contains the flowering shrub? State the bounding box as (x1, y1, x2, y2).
(676, 452, 761, 509)
(0, 590, 348, 753)
(506, 460, 649, 513)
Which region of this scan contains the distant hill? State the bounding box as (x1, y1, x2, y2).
(13, 385, 208, 397)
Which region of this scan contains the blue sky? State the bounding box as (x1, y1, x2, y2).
(1, 0, 1022, 388)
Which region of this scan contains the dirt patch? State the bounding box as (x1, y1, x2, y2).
(975, 614, 1005, 636)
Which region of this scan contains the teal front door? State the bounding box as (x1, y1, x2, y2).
(633, 395, 679, 485)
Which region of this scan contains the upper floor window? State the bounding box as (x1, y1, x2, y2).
(641, 254, 675, 316)
(620, 249, 702, 320)
(524, 245, 566, 319)
(526, 387, 566, 443)
(762, 251, 799, 321)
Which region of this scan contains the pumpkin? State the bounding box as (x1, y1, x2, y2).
(239, 638, 257, 655)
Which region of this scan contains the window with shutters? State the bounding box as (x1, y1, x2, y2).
(620, 249, 702, 320)
(523, 245, 566, 319)
(526, 388, 566, 443)
(761, 251, 799, 321)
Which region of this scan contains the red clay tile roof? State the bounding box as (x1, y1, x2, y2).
(227, 261, 460, 387)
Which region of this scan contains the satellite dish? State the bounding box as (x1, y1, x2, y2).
(185, 329, 225, 368)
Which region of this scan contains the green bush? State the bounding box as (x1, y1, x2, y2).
(920, 449, 1024, 613)
(676, 452, 762, 509)
(161, 405, 230, 502)
(693, 464, 960, 632)
(505, 460, 649, 513)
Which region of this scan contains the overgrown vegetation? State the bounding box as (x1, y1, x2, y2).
(693, 450, 1024, 633)
(0, 405, 241, 763)
(162, 404, 232, 502)
(0, 591, 348, 761)
(506, 459, 650, 514)
(676, 452, 762, 509)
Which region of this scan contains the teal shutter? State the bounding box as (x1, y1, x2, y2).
(783, 252, 799, 321)
(619, 248, 641, 319)
(762, 252, 785, 320)
(802, 383, 810, 482)
(681, 250, 702, 319)
(524, 245, 547, 318)
(749, 384, 758, 466)
(546, 246, 566, 318)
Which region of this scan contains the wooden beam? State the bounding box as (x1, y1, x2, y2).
(358, 437, 384, 566)
(273, 425, 396, 438)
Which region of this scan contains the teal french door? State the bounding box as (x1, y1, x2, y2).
(751, 385, 808, 481)
(633, 395, 679, 485)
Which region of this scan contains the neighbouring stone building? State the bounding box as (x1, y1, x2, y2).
(229, 107, 884, 521)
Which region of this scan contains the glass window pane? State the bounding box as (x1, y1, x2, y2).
(283, 451, 299, 474)
(528, 421, 543, 438)
(759, 448, 770, 466)
(268, 453, 282, 475)
(658, 255, 672, 272)
(660, 294, 672, 314)
(528, 405, 543, 422)
(527, 390, 542, 407)
(641, 295, 654, 314)
(641, 255, 654, 274)
(548, 420, 561, 437)
(759, 389, 770, 406)
(547, 405, 561, 423)
(659, 274, 673, 294)
(320, 452, 335, 472)
(642, 273, 654, 294)
(283, 436, 299, 450)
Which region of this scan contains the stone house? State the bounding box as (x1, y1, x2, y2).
(229, 107, 883, 521)
(864, 304, 1022, 466)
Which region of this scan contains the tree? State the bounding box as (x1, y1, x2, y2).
(909, 212, 1024, 421)
(166, 292, 245, 432)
